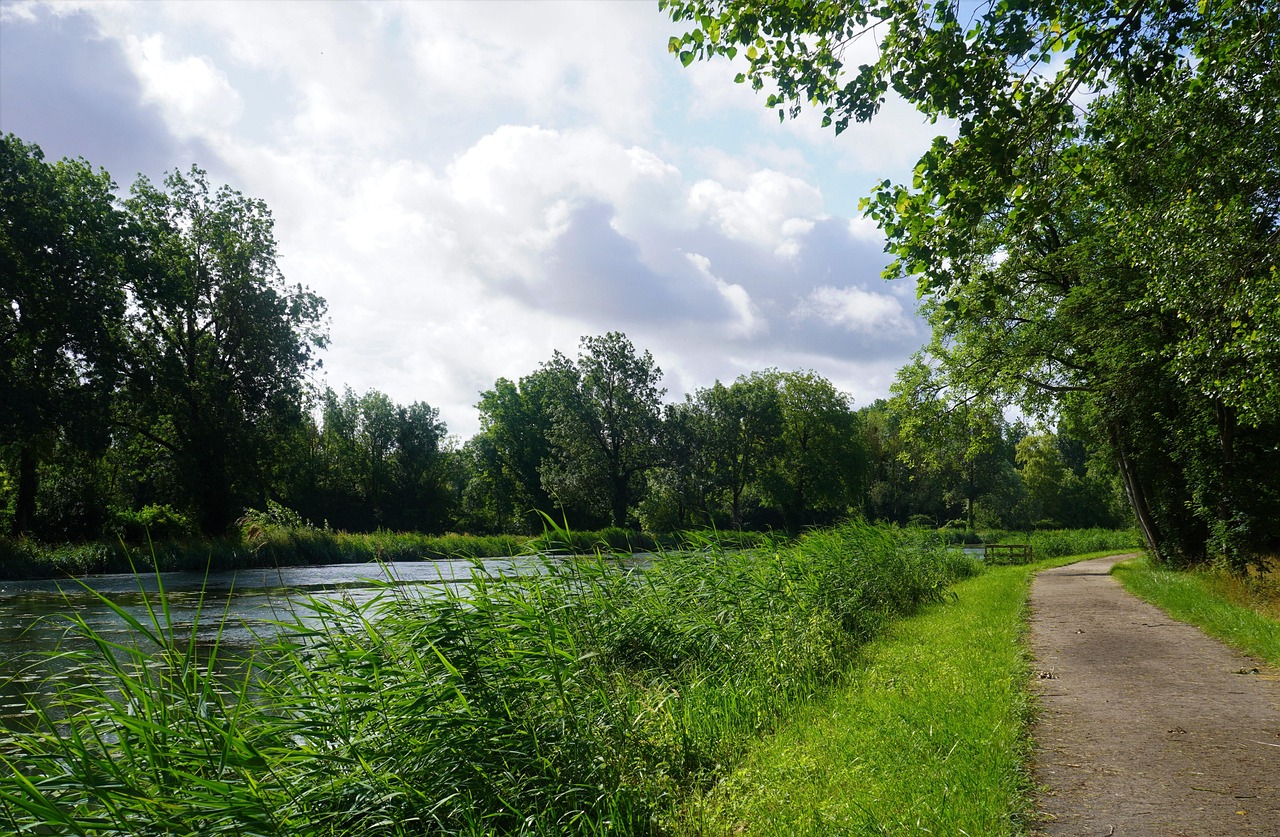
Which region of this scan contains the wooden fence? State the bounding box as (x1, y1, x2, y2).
(983, 543, 1034, 565)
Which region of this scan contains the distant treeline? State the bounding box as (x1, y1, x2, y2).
(3, 133, 1126, 550)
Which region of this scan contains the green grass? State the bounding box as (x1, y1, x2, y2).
(0, 526, 785, 580)
(1112, 555, 1280, 666)
(1, 521, 973, 835)
(679, 550, 1131, 836)
(972, 528, 1141, 563)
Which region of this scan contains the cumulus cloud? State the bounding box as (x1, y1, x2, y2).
(793, 285, 910, 333)
(1, 0, 937, 436)
(123, 33, 242, 138)
(687, 169, 823, 257)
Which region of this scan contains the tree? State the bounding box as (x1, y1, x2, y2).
(473, 360, 580, 531)
(1, 135, 128, 536)
(663, 0, 1272, 286)
(890, 361, 1014, 531)
(304, 387, 450, 532)
(757, 370, 866, 529)
(689, 374, 784, 529)
(540, 333, 665, 529)
(122, 167, 327, 536)
(666, 2, 1279, 565)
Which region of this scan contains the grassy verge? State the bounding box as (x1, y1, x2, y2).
(681, 550, 1131, 836)
(1112, 555, 1280, 666)
(1, 522, 972, 834)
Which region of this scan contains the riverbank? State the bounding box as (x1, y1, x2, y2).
(0, 525, 778, 580)
(2, 521, 973, 834)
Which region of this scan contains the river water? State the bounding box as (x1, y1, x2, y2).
(0, 557, 545, 725)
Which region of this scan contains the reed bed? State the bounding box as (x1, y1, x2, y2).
(975, 528, 1140, 563)
(1, 521, 973, 835)
(0, 527, 783, 580)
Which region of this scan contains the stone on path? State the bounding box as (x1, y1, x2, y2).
(1030, 554, 1280, 836)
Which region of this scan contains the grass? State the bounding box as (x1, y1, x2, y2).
(1112, 554, 1280, 666)
(1, 521, 973, 835)
(973, 528, 1141, 563)
(0, 526, 783, 580)
(679, 550, 1132, 836)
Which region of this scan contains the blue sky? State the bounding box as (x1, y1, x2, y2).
(1, 0, 947, 437)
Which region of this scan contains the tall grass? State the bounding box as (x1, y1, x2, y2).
(1112, 554, 1280, 665)
(1, 522, 972, 835)
(682, 550, 1127, 835)
(976, 528, 1140, 563)
(0, 527, 783, 580)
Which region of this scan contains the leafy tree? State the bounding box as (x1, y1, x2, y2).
(666, 2, 1279, 565)
(121, 167, 327, 536)
(1, 135, 128, 536)
(638, 400, 714, 532)
(540, 333, 665, 529)
(687, 374, 784, 529)
(1015, 432, 1069, 528)
(890, 362, 1014, 531)
(296, 387, 451, 532)
(472, 361, 580, 531)
(757, 370, 866, 529)
(859, 398, 946, 526)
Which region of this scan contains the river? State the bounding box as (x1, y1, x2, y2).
(0, 557, 547, 726)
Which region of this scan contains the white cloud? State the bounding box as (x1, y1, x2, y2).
(792, 285, 909, 333)
(687, 169, 823, 256)
(122, 33, 242, 138)
(5, 1, 940, 437)
(685, 252, 764, 338)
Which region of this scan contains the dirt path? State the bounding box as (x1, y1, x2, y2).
(1029, 554, 1280, 836)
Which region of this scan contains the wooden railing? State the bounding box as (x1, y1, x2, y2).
(983, 543, 1034, 564)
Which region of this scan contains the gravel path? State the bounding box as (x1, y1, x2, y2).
(1029, 554, 1280, 836)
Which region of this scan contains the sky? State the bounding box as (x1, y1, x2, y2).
(1, 0, 949, 438)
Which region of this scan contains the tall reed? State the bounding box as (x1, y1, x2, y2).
(2, 521, 974, 834)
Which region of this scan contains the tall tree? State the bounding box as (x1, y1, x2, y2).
(755, 370, 865, 529)
(541, 333, 665, 528)
(122, 167, 327, 536)
(890, 361, 1014, 531)
(473, 359, 580, 531)
(0, 135, 128, 536)
(696, 374, 785, 530)
(666, 1, 1279, 565)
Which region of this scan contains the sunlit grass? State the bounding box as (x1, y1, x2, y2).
(679, 550, 1130, 836)
(1112, 554, 1280, 666)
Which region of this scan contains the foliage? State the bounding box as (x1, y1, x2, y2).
(976, 528, 1140, 564)
(289, 387, 453, 533)
(1, 134, 128, 536)
(664, 0, 1278, 569)
(687, 549, 1120, 835)
(1, 522, 972, 834)
(121, 166, 328, 536)
(540, 333, 666, 529)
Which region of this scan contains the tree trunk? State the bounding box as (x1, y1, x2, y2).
(610, 473, 628, 529)
(14, 443, 38, 537)
(1110, 424, 1161, 560)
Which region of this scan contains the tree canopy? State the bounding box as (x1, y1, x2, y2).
(1, 135, 128, 536)
(3, 134, 1133, 547)
(123, 167, 328, 535)
(665, 0, 1279, 567)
